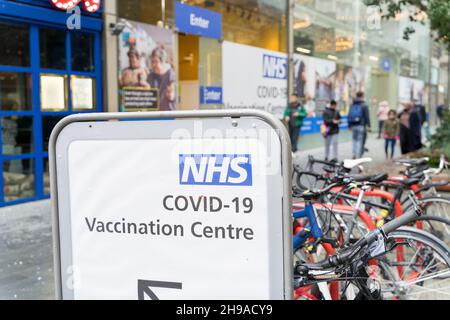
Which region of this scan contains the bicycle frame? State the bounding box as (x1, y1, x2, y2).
(293, 201, 323, 250)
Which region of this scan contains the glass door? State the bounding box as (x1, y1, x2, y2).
(199, 37, 222, 110)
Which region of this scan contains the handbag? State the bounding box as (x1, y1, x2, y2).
(321, 123, 330, 138)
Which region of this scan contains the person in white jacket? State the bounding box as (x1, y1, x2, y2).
(376, 101, 390, 139)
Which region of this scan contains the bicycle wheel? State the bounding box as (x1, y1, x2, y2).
(404, 196, 450, 220)
(412, 215, 450, 248)
(374, 227, 450, 300)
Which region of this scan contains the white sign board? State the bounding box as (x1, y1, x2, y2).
(399, 76, 425, 104)
(222, 42, 287, 119)
(71, 77, 94, 110)
(41, 75, 66, 111)
(50, 111, 292, 300)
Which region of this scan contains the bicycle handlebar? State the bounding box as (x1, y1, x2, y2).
(296, 198, 423, 273)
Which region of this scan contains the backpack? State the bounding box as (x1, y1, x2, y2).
(348, 103, 364, 125)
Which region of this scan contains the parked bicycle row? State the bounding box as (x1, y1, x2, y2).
(291, 155, 450, 300)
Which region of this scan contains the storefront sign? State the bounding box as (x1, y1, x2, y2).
(49, 0, 101, 12)
(175, 1, 222, 40)
(50, 110, 293, 300)
(222, 42, 287, 118)
(122, 87, 159, 111)
(200, 86, 223, 104)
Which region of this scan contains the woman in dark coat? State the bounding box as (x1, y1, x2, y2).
(398, 103, 412, 155)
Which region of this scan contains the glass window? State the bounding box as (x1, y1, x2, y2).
(2, 116, 34, 155)
(72, 33, 95, 72)
(40, 74, 68, 111)
(3, 158, 35, 202)
(44, 157, 50, 195)
(40, 28, 66, 70)
(71, 76, 96, 110)
(0, 22, 30, 67)
(0, 72, 32, 111)
(118, 0, 174, 26)
(42, 116, 65, 151)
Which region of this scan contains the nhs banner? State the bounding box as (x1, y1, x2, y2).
(200, 86, 223, 104)
(222, 41, 288, 119)
(175, 1, 222, 40)
(179, 154, 252, 186)
(263, 54, 287, 80)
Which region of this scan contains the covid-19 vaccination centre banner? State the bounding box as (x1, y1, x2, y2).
(222, 41, 288, 119)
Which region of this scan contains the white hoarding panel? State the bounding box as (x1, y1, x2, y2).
(222, 42, 287, 118)
(399, 76, 426, 104)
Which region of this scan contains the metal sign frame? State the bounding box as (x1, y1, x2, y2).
(49, 109, 293, 300)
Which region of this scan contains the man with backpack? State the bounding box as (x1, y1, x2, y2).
(348, 91, 371, 159)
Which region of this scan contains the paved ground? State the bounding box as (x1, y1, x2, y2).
(0, 200, 54, 299)
(0, 132, 409, 300)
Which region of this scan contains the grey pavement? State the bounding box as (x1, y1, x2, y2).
(0, 132, 393, 300)
(0, 200, 54, 300)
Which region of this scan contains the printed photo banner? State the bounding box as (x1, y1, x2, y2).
(118, 20, 176, 112)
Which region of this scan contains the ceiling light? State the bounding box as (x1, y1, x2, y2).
(296, 47, 311, 54)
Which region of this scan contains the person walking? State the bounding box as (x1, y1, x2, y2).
(437, 104, 445, 125)
(284, 94, 307, 153)
(376, 101, 390, 139)
(348, 91, 371, 159)
(399, 103, 421, 154)
(322, 100, 341, 161)
(410, 102, 423, 152)
(383, 110, 400, 159)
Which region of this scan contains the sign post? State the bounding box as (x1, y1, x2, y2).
(50, 110, 292, 300)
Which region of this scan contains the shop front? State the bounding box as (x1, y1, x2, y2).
(116, 0, 287, 114)
(0, 0, 102, 206)
(291, 0, 448, 145)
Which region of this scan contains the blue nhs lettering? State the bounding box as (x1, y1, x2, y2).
(179, 155, 252, 186)
(263, 54, 287, 79)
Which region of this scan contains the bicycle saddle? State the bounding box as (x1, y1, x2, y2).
(395, 157, 429, 167)
(406, 170, 425, 180)
(298, 190, 323, 201)
(399, 177, 422, 186)
(406, 164, 430, 176)
(343, 158, 373, 170)
(350, 173, 388, 184)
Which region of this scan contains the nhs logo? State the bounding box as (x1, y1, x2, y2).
(263, 54, 287, 80)
(179, 154, 252, 186)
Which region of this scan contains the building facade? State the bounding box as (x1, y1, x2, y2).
(292, 0, 448, 129)
(104, 0, 448, 132)
(105, 0, 288, 117)
(0, 0, 103, 206)
(0, 0, 448, 206)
